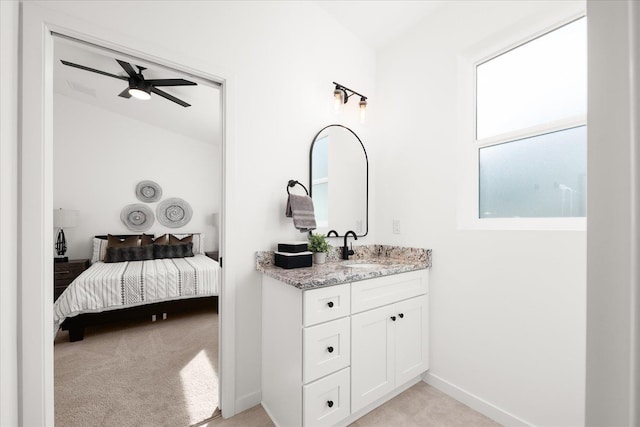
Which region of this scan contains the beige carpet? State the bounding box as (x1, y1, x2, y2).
(55, 306, 219, 427)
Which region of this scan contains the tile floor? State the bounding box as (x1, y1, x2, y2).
(205, 381, 501, 427)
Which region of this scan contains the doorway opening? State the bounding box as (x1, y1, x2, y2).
(51, 33, 224, 426)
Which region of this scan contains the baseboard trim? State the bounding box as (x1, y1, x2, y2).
(261, 402, 281, 427)
(422, 373, 533, 427)
(235, 390, 262, 414)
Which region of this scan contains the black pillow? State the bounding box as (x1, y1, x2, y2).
(104, 245, 154, 263)
(153, 242, 194, 259)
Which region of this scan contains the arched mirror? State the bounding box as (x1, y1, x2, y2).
(309, 124, 368, 237)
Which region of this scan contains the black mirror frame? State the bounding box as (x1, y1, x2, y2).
(309, 124, 369, 237)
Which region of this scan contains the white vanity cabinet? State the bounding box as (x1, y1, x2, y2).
(261, 269, 428, 427)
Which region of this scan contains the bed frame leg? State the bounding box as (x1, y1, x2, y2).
(68, 325, 85, 342)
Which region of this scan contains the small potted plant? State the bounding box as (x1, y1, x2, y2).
(308, 233, 330, 264)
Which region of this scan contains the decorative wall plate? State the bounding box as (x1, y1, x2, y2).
(135, 180, 162, 203)
(120, 204, 154, 231)
(156, 198, 193, 228)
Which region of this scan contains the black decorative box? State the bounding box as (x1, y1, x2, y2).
(274, 251, 312, 269)
(277, 241, 309, 253)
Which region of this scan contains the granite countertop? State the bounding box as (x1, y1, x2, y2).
(256, 245, 432, 290)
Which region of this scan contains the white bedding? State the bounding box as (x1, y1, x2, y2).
(54, 254, 220, 332)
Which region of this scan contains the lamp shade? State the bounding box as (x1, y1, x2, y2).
(53, 209, 78, 228)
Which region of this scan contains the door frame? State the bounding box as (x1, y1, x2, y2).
(20, 3, 237, 424)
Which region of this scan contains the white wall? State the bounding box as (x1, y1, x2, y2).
(27, 0, 375, 416)
(373, 1, 586, 426)
(54, 94, 221, 259)
(0, 1, 19, 425)
(9, 1, 640, 425)
(586, 1, 640, 425)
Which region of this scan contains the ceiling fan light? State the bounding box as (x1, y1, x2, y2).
(129, 87, 151, 100)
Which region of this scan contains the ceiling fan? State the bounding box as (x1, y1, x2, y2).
(60, 59, 197, 107)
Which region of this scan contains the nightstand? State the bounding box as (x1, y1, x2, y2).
(54, 259, 90, 301)
(205, 251, 219, 261)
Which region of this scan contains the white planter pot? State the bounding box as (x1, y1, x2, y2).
(314, 252, 327, 264)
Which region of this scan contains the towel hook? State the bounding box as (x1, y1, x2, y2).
(287, 179, 309, 196)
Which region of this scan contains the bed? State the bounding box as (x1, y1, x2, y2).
(54, 234, 220, 341)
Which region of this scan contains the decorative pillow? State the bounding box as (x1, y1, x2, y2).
(91, 238, 109, 264)
(104, 244, 154, 263)
(107, 234, 140, 248)
(141, 233, 153, 246)
(169, 234, 193, 245)
(153, 234, 169, 245)
(171, 233, 205, 254)
(153, 242, 194, 259)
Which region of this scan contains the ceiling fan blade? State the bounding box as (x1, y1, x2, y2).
(60, 60, 128, 81)
(150, 86, 191, 107)
(145, 78, 197, 87)
(118, 88, 132, 99)
(116, 59, 137, 77)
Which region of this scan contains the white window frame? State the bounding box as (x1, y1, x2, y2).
(457, 12, 587, 231)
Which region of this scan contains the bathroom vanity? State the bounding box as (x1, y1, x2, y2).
(257, 246, 432, 426)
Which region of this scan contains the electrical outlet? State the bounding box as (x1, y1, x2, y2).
(393, 219, 400, 234)
(356, 220, 363, 233)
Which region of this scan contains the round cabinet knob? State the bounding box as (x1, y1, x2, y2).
(327, 346, 334, 353)
(327, 301, 334, 308)
(327, 400, 334, 408)
(399, 313, 404, 319)
(390, 316, 396, 321)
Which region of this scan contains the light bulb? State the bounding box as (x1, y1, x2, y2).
(129, 88, 151, 100)
(334, 89, 344, 113)
(359, 98, 367, 123)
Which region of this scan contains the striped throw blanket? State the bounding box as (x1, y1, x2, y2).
(54, 254, 220, 333)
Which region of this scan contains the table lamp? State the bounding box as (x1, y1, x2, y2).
(54, 208, 78, 263)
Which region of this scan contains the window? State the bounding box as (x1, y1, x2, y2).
(475, 17, 586, 221)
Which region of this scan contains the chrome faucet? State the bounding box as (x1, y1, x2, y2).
(342, 230, 358, 260)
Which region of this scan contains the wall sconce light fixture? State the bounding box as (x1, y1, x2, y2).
(333, 81, 368, 123)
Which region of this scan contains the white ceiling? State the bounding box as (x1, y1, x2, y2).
(53, 2, 442, 142)
(313, 0, 445, 49)
(53, 36, 221, 145)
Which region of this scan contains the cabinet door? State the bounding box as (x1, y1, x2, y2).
(351, 304, 395, 413)
(394, 295, 429, 386)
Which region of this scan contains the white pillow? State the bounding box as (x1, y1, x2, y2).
(91, 237, 108, 264)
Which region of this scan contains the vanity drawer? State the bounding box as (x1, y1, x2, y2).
(303, 284, 350, 327)
(303, 317, 350, 383)
(303, 367, 350, 427)
(351, 270, 427, 314)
